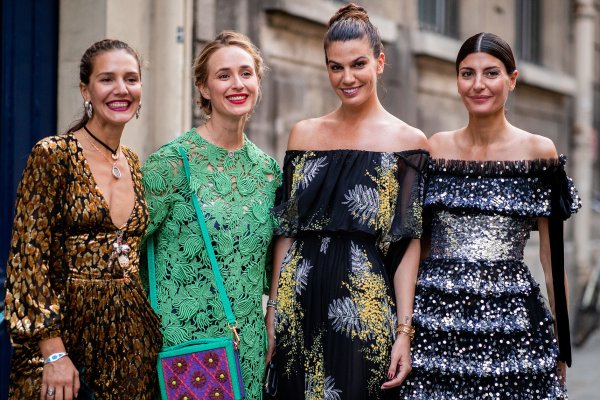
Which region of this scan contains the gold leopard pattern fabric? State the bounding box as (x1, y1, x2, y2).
(5, 134, 162, 399)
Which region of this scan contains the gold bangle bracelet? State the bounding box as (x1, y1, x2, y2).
(396, 323, 415, 341)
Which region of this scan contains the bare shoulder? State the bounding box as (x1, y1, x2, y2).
(428, 130, 459, 158)
(527, 133, 558, 159)
(514, 127, 558, 159)
(287, 117, 324, 150)
(383, 119, 429, 152)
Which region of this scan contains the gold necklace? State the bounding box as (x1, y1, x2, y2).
(85, 134, 122, 179)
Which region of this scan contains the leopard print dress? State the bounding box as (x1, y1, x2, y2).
(4, 134, 162, 399)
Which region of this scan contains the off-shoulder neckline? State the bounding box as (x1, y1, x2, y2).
(429, 155, 568, 176)
(285, 148, 429, 156)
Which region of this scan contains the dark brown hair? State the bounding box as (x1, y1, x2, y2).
(66, 39, 142, 133)
(455, 32, 516, 75)
(193, 31, 264, 116)
(324, 3, 383, 62)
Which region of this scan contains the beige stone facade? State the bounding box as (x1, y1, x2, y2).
(56, 0, 599, 285)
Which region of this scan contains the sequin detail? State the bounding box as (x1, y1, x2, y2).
(399, 157, 578, 400)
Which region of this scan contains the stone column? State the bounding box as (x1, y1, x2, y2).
(148, 0, 194, 156)
(58, 0, 194, 160)
(572, 0, 596, 281)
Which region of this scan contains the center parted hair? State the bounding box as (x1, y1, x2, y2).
(324, 3, 383, 62)
(193, 31, 264, 116)
(455, 32, 516, 75)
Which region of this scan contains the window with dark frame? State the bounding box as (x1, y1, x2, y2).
(418, 0, 459, 38)
(516, 0, 542, 64)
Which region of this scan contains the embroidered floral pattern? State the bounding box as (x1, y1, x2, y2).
(209, 387, 225, 400)
(172, 358, 188, 374)
(191, 372, 207, 388)
(203, 352, 219, 368)
(216, 370, 229, 383)
(273, 150, 428, 399)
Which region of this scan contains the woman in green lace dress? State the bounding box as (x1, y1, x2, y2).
(142, 31, 281, 399)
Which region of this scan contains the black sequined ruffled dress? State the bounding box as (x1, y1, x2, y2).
(398, 157, 580, 400)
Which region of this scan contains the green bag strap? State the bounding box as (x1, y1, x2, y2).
(147, 234, 158, 310)
(177, 146, 240, 343)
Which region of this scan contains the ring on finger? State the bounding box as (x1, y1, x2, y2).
(47, 387, 55, 397)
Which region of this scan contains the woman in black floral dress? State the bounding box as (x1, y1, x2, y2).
(266, 4, 429, 399)
(4, 39, 161, 399)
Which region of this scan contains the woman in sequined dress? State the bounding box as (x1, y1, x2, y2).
(267, 4, 429, 399)
(142, 32, 281, 399)
(398, 32, 580, 399)
(4, 39, 162, 399)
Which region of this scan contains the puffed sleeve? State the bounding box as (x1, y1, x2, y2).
(5, 140, 67, 342)
(544, 155, 581, 367)
(383, 151, 429, 275)
(271, 151, 299, 237)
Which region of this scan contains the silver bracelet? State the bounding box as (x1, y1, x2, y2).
(266, 299, 277, 308)
(44, 352, 68, 364)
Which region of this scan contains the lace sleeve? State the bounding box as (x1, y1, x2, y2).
(142, 144, 183, 238)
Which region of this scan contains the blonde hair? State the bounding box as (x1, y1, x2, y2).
(192, 31, 264, 116)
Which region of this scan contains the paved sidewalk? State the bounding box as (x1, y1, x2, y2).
(568, 329, 600, 399)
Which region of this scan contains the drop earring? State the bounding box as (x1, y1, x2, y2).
(84, 101, 93, 119)
(136, 103, 142, 119)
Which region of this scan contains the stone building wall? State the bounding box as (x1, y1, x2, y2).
(55, 0, 597, 287)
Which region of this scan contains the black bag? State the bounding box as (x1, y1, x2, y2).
(263, 359, 278, 398)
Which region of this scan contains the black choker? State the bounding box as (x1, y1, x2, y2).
(83, 125, 119, 160)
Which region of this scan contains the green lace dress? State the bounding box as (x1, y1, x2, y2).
(142, 128, 281, 400)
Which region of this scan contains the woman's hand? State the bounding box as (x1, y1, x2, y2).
(39, 337, 80, 400)
(41, 356, 80, 400)
(381, 334, 412, 389)
(557, 360, 567, 384)
(265, 306, 276, 364)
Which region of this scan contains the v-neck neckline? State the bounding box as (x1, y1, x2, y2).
(71, 133, 136, 230)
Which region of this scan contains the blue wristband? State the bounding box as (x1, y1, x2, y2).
(44, 352, 68, 364)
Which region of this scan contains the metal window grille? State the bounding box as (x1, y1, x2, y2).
(516, 0, 542, 63)
(418, 0, 459, 38)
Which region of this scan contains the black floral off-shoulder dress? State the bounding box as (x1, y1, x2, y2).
(273, 149, 428, 400)
(399, 157, 580, 400)
(5, 134, 162, 399)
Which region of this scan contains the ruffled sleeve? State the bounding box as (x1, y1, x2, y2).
(543, 155, 580, 367)
(272, 151, 298, 237)
(383, 151, 429, 273)
(388, 151, 429, 240)
(5, 139, 67, 342)
(545, 155, 581, 220)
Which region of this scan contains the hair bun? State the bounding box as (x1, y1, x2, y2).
(328, 2, 369, 27)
